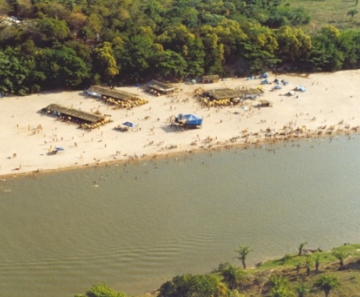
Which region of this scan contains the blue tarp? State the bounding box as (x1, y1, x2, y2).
(261, 79, 269, 85)
(260, 72, 269, 78)
(274, 85, 282, 90)
(180, 114, 202, 126)
(122, 121, 137, 128)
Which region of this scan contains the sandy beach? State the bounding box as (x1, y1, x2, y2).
(1, 70, 359, 178)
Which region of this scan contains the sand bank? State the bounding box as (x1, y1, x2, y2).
(1, 70, 359, 179)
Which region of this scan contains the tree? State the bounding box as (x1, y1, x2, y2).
(92, 42, 119, 82)
(347, 8, 358, 21)
(276, 26, 311, 62)
(158, 274, 229, 297)
(240, 23, 279, 73)
(154, 50, 187, 81)
(332, 251, 348, 270)
(267, 274, 290, 289)
(76, 283, 126, 297)
(36, 46, 89, 89)
(0, 47, 43, 95)
(294, 283, 309, 297)
(314, 253, 321, 272)
(0, 0, 11, 14)
(36, 16, 71, 45)
(267, 274, 293, 297)
(270, 286, 294, 297)
(298, 242, 308, 256)
(305, 256, 313, 276)
(308, 26, 344, 71)
(235, 245, 252, 269)
(313, 275, 341, 297)
(221, 265, 246, 290)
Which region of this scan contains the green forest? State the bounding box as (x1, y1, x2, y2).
(1, 0, 360, 95)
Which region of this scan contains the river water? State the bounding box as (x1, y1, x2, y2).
(1, 135, 360, 296)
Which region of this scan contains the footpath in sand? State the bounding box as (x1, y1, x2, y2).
(1, 70, 360, 178)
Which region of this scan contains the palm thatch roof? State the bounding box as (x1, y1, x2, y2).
(205, 88, 264, 100)
(43, 104, 105, 123)
(147, 80, 175, 92)
(88, 85, 139, 101)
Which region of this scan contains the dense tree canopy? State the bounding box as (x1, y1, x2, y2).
(158, 274, 229, 297)
(1, 0, 360, 95)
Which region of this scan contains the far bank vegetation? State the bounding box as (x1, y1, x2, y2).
(75, 243, 360, 297)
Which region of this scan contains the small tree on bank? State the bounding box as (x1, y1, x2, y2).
(294, 283, 309, 297)
(221, 264, 246, 290)
(305, 256, 313, 276)
(347, 8, 358, 21)
(235, 245, 252, 269)
(313, 275, 341, 297)
(298, 242, 308, 256)
(332, 251, 348, 270)
(314, 253, 321, 272)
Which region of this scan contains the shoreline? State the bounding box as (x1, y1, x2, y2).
(1, 69, 360, 180)
(0, 129, 356, 181)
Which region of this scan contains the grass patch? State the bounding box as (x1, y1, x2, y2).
(287, 0, 360, 32)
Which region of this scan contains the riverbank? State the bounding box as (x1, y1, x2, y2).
(1, 70, 360, 178)
(81, 243, 360, 297)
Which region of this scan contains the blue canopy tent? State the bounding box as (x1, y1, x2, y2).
(183, 114, 202, 126)
(175, 114, 203, 127)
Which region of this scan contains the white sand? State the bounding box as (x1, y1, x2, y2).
(1, 70, 359, 178)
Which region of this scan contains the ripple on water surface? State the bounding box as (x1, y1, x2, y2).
(1, 136, 360, 296)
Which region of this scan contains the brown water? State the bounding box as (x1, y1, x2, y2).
(1, 136, 360, 296)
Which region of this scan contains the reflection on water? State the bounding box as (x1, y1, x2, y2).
(1, 135, 360, 296)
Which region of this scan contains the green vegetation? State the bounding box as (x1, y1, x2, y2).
(235, 245, 253, 269)
(288, 0, 360, 32)
(2, 0, 360, 96)
(74, 243, 360, 297)
(313, 275, 341, 297)
(299, 242, 308, 256)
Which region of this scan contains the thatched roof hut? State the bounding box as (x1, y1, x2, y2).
(201, 75, 220, 83)
(42, 104, 105, 124)
(87, 85, 139, 101)
(205, 88, 264, 100)
(147, 80, 175, 94)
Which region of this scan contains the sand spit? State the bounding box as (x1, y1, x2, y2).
(1, 70, 359, 179)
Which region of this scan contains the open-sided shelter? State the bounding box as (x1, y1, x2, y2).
(42, 104, 109, 129)
(147, 80, 175, 95)
(205, 88, 263, 101)
(87, 85, 139, 101)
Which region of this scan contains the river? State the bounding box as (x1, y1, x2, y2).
(1, 135, 360, 296)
